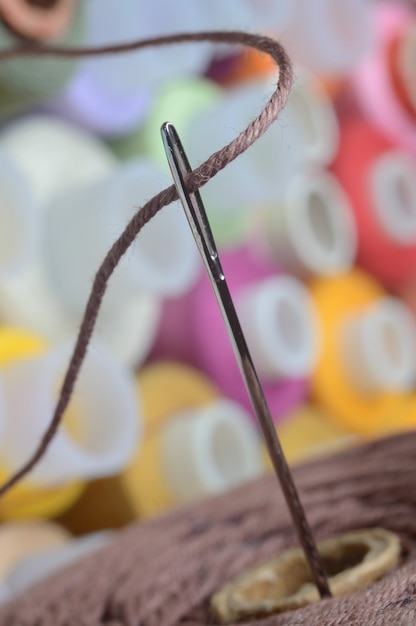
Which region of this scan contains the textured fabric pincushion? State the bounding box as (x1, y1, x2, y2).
(1, 431, 416, 625)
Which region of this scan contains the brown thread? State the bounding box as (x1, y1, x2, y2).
(0, 31, 293, 497)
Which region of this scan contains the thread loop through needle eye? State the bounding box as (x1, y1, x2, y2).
(161, 121, 331, 600)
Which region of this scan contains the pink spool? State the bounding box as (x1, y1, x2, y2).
(153, 248, 319, 423)
(352, 2, 416, 154)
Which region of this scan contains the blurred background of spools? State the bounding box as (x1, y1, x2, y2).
(1, 0, 416, 601)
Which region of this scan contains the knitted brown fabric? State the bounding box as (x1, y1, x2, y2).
(1, 432, 416, 625)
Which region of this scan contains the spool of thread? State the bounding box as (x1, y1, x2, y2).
(281, 0, 374, 74)
(57, 363, 221, 530)
(122, 396, 263, 518)
(7, 530, 112, 597)
(0, 115, 117, 207)
(352, 2, 416, 152)
(254, 166, 357, 278)
(185, 247, 319, 421)
(0, 153, 38, 281)
(42, 159, 199, 314)
(0, 339, 140, 486)
(121, 361, 219, 517)
(0, 121, 161, 366)
(275, 405, 356, 465)
(310, 270, 416, 435)
(0, 260, 162, 368)
(0, 1, 84, 118)
(161, 399, 263, 503)
(0, 328, 84, 520)
(332, 118, 416, 288)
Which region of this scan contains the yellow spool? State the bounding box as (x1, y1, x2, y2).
(0, 327, 84, 520)
(121, 361, 219, 518)
(310, 270, 408, 435)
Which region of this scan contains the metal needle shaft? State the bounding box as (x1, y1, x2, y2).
(161, 121, 331, 599)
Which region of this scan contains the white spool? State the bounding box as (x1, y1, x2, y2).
(237, 276, 320, 381)
(0, 115, 116, 206)
(282, 0, 374, 74)
(0, 341, 140, 486)
(161, 399, 263, 503)
(280, 69, 339, 166)
(0, 153, 38, 281)
(0, 263, 161, 368)
(265, 168, 357, 277)
(42, 159, 199, 313)
(341, 298, 416, 395)
(370, 151, 416, 244)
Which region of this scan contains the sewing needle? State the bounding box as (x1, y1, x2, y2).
(161, 121, 331, 599)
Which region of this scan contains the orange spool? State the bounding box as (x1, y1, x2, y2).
(310, 270, 411, 435)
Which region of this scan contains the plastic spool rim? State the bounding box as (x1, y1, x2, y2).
(1, 341, 139, 485)
(285, 169, 357, 275)
(370, 151, 416, 244)
(238, 275, 320, 380)
(162, 399, 262, 501)
(343, 297, 416, 394)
